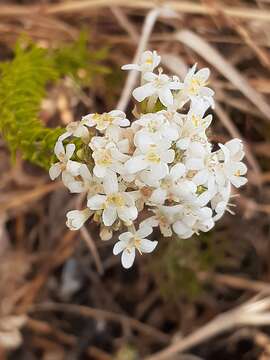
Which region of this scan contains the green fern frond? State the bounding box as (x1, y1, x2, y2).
(0, 44, 64, 169)
(0, 35, 108, 170)
(52, 31, 110, 86)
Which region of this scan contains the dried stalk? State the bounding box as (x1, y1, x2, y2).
(117, 8, 160, 111)
(145, 295, 270, 360)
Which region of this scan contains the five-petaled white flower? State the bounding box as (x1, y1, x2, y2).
(122, 50, 161, 73)
(217, 142, 248, 188)
(87, 173, 138, 226)
(133, 112, 179, 143)
(125, 133, 175, 186)
(49, 141, 81, 180)
(90, 140, 129, 178)
(59, 118, 90, 142)
(83, 110, 130, 132)
(180, 64, 214, 107)
(133, 70, 181, 107)
(113, 225, 158, 268)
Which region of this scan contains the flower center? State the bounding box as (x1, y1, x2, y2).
(146, 150, 160, 163)
(145, 57, 153, 65)
(191, 114, 200, 128)
(93, 113, 114, 127)
(147, 120, 159, 132)
(67, 121, 79, 132)
(107, 193, 125, 207)
(189, 77, 206, 95)
(132, 237, 142, 254)
(95, 149, 113, 166)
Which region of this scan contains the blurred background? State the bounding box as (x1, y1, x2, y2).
(0, 0, 270, 359)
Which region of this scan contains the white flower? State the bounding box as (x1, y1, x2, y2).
(113, 225, 158, 269)
(63, 164, 102, 196)
(222, 138, 245, 162)
(133, 112, 179, 143)
(149, 163, 187, 204)
(58, 118, 90, 142)
(125, 133, 174, 185)
(122, 50, 161, 73)
(173, 202, 214, 239)
(218, 142, 248, 188)
(66, 208, 92, 230)
(180, 64, 214, 106)
(87, 173, 138, 226)
(185, 146, 218, 188)
(91, 140, 129, 178)
(176, 102, 212, 151)
(83, 110, 129, 132)
(142, 205, 181, 237)
(49, 141, 80, 180)
(133, 70, 181, 107)
(211, 183, 236, 221)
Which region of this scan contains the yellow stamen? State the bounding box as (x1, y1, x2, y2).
(106, 193, 125, 207)
(146, 150, 160, 163)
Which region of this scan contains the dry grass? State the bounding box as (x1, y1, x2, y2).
(0, 0, 270, 359)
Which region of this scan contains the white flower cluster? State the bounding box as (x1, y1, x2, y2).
(49, 50, 247, 269)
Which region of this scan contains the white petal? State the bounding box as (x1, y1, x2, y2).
(200, 218, 214, 232)
(58, 131, 72, 142)
(102, 206, 117, 226)
(109, 110, 125, 118)
(170, 163, 186, 179)
(185, 157, 204, 171)
(87, 194, 106, 210)
(65, 143, 76, 160)
(150, 188, 167, 204)
(140, 239, 158, 253)
(119, 232, 133, 242)
(132, 83, 155, 102)
(110, 147, 129, 162)
(173, 221, 190, 236)
(198, 207, 213, 220)
(73, 125, 89, 139)
(49, 162, 62, 180)
(158, 87, 173, 107)
(161, 149, 175, 163)
(118, 118, 130, 127)
(162, 125, 179, 141)
(176, 137, 190, 150)
(121, 64, 140, 71)
(66, 160, 81, 176)
(134, 132, 154, 152)
(137, 225, 153, 239)
(143, 71, 157, 82)
(93, 165, 107, 178)
(113, 240, 126, 255)
(150, 163, 169, 180)
(80, 164, 92, 181)
(198, 190, 214, 206)
(117, 206, 138, 223)
(196, 68, 210, 81)
(66, 208, 91, 230)
(54, 141, 65, 159)
(230, 175, 248, 188)
(192, 169, 209, 185)
(125, 156, 147, 174)
(121, 248, 136, 269)
(103, 172, 118, 194)
(189, 142, 206, 156)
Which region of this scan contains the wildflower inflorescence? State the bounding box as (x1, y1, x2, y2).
(49, 50, 247, 269)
